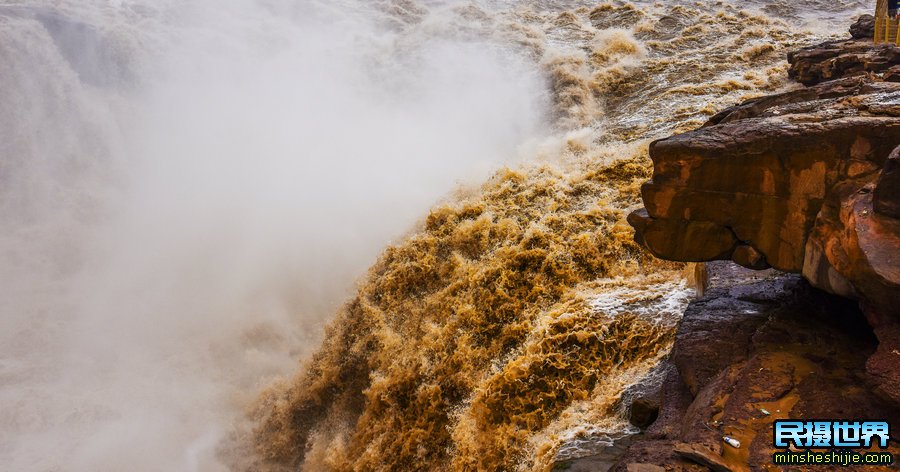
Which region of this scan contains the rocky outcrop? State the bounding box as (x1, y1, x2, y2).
(622, 26, 900, 471)
(627, 76, 900, 316)
(787, 38, 900, 86)
(612, 263, 900, 472)
(630, 35, 900, 408)
(850, 14, 875, 40)
(802, 166, 900, 309)
(875, 147, 900, 218)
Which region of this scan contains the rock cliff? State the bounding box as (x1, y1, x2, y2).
(615, 18, 900, 471)
(611, 262, 900, 471)
(627, 75, 900, 315)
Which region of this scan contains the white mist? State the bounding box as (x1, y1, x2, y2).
(0, 1, 545, 470)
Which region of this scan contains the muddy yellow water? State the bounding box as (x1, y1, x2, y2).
(252, 1, 865, 470)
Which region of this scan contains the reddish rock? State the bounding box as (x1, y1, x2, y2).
(629, 396, 660, 430)
(673, 443, 734, 472)
(619, 29, 900, 472)
(628, 208, 736, 262)
(630, 68, 900, 412)
(788, 38, 900, 86)
(803, 178, 900, 318)
(730, 245, 768, 270)
(866, 323, 900, 405)
(885, 64, 900, 82)
(612, 262, 900, 472)
(797, 160, 899, 404)
(875, 146, 900, 218)
(632, 78, 900, 277)
(625, 464, 665, 472)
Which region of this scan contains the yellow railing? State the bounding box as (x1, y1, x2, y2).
(874, 15, 900, 45)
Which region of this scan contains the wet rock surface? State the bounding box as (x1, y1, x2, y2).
(627, 396, 659, 431)
(620, 363, 668, 430)
(788, 36, 900, 86)
(622, 30, 900, 470)
(875, 146, 900, 218)
(849, 14, 875, 40)
(629, 65, 900, 319)
(629, 76, 900, 268)
(553, 434, 639, 472)
(611, 262, 900, 472)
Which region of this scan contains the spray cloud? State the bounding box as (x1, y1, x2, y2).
(0, 1, 545, 470)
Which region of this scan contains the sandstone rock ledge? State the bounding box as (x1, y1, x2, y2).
(610, 263, 900, 472)
(788, 15, 900, 86)
(627, 75, 900, 312)
(618, 21, 900, 472)
(628, 28, 900, 402)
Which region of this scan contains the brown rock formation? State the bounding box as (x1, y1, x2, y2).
(629, 75, 900, 317)
(875, 146, 900, 218)
(612, 263, 900, 472)
(673, 443, 734, 472)
(632, 67, 900, 262)
(849, 14, 875, 40)
(787, 38, 900, 86)
(627, 32, 900, 460)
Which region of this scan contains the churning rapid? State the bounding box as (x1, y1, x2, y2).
(0, 0, 866, 471)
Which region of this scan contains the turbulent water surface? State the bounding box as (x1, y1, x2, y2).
(0, 0, 866, 471)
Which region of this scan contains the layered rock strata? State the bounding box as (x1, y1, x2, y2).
(619, 20, 900, 471)
(628, 32, 900, 322)
(611, 263, 900, 472)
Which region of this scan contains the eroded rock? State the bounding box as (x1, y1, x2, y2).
(629, 79, 900, 272)
(612, 262, 900, 472)
(850, 14, 875, 40)
(620, 24, 900, 472)
(630, 75, 900, 317)
(788, 38, 900, 86)
(875, 146, 900, 218)
(619, 362, 668, 430)
(630, 50, 900, 409)
(673, 443, 734, 472)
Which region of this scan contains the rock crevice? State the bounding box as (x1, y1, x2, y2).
(612, 263, 899, 471)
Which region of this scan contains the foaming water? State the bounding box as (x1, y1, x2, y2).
(253, 1, 867, 471)
(0, 1, 543, 470)
(0, 0, 866, 470)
